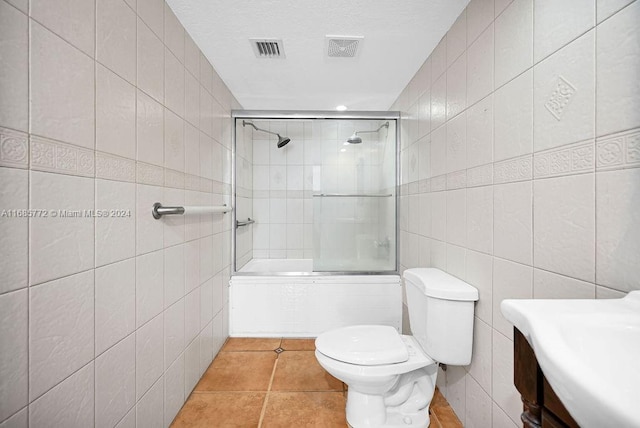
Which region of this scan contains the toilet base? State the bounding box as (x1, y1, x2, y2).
(345, 366, 436, 428)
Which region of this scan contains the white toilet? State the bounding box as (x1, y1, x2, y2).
(315, 268, 479, 428)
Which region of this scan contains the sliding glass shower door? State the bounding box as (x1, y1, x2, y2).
(312, 119, 397, 272)
(233, 112, 398, 274)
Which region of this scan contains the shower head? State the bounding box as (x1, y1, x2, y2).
(346, 121, 390, 144)
(242, 120, 291, 149)
(346, 133, 362, 144)
(277, 135, 290, 148)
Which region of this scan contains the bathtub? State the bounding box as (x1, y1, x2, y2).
(230, 259, 401, 337)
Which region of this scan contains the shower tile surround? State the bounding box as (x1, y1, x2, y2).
(393, 0, 639, 426)
(0, 0, 237, 426)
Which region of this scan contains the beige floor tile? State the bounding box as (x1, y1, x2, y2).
(280, 338, 316, 351)
(261, 392, 347, 427)
(271, 351, 342, 392)
(171, 392, 265, 427)
(194, 351, 276, 392)
(222, 338, 282, 352)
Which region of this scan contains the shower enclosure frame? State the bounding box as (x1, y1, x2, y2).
(231, 110, 401, 276)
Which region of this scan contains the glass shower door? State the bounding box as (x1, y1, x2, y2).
(312, 119, 397, 272)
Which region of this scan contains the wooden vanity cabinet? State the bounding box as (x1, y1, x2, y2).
(513, 328, 580, 428)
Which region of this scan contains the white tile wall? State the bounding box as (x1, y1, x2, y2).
(534, 0, 595, 63)
(394, 1, 639, 425)
(29, 271, 94, 400)
(0, 0, 234, 425)
(96, 64, 137, 159)
(0, 168, 28, 294)
(31, 0, 95, 58)
(596, 1, 640, 136)
(0, 1, 28, 132)
(96, 0, 136, 84)
(534, 173, 595, 282)
(0, 289, 28, 421)
(494, 0, 533, 88)
(31, 21, 95, 149)
(29, 363, 94, 428)
(95, 259, 136, 355)
(596, 168, 640, 291)
(95, 335, 136, 428)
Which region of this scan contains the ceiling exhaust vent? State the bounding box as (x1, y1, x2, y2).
(326, 36, 363, 58)
(250, 39, 285, 59)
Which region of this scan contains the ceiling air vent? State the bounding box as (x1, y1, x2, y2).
(250, 38, 285, 59)
(326, 36, 363, 58)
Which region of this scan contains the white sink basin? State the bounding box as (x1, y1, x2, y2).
(501, 291, 640, 428)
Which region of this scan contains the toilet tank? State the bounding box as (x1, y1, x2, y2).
(404, 268, 479, 365)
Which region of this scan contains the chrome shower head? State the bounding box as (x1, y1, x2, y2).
(347, 121, 390, 144)
(243, 120, 291, 149)
(277, 135, 291, 148)
(346, 133, 363, 144)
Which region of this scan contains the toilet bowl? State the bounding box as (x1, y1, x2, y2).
(315, 268, 479, 428)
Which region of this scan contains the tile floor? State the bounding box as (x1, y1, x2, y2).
(171, 338, 462, 427)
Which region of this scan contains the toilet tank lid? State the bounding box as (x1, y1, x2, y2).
(404, 268, 479, 301)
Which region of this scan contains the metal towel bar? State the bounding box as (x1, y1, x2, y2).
(152, 203, 231, 219)
(312, 193, 393, 198)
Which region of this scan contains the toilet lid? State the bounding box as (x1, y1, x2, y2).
(316, 325, 409, 366)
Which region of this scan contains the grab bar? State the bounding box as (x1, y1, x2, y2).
(312, 193, 393, 198)
(152, 203, 231, 219)
(236, 218, 255, 228)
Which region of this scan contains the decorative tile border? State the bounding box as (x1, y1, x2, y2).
(95, 151, 136, 182)
(408, 181, 419, 195)
(418, 178, 430, 194)
(467, 164, 493, 187)
(494, 155, 532, 184)
(269, 190, 287, 198)
(200, 177, 214, 193)
(431, 174, 446, 192)
(30, 135, 94, 177)
(165, 169, 185, 189)
(213, 180, 226, 195)
(185, 174, 200, 191)
(0, 127, 29, 169)
(136, 161, 164, 186)
(596, 128, 640, 171)
(534, 139, 594, 179)
(446, 170, 466, 190)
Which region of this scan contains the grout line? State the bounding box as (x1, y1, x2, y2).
(257, 351, 280, 428)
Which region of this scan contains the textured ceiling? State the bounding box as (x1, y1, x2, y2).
(167, 0, 469, 111)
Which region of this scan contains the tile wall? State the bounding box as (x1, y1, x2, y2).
(392, 0, 639, 426)
(0, 0, 238, 426)
(250, 121, 312, 261)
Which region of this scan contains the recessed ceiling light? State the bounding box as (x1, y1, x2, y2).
(335, 105, 348, 111)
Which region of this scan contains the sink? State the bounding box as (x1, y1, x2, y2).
(501, 291, 640, 428)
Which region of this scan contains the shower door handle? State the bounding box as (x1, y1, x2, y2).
(236, 218, 255, 228)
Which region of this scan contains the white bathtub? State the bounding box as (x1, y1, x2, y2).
(230, 259, 402, 337)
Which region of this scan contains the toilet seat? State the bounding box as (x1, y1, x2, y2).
(315, 325, 409, 365)
(315, 335, 435, 377)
